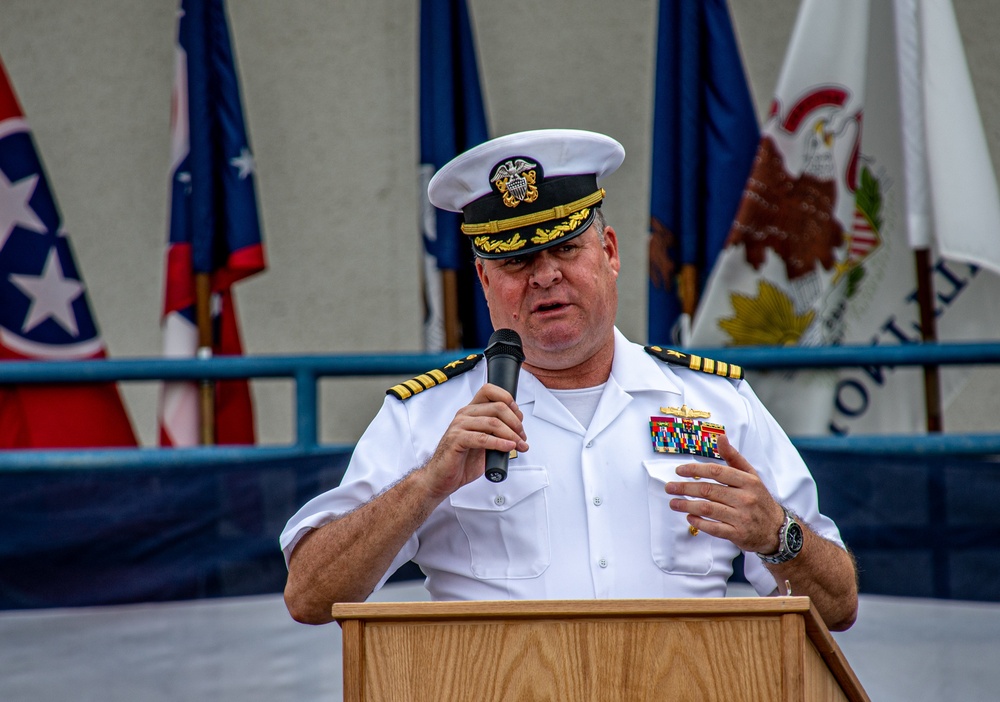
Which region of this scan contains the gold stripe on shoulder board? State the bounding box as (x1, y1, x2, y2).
(387, 353, 484, 401)
(644, 345, 743, 380)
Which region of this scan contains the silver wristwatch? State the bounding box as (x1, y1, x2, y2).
(757, 508, 804, 564)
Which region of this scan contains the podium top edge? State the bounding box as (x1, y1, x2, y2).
(331, 596, 815, 622)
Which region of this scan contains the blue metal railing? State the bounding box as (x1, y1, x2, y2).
(3, 341, 1000, 470)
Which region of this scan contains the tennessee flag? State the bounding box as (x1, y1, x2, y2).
(0, 55, 136, 449)
(159, 0, 266, 446)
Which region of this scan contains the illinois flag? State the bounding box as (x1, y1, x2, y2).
(419, 0, 491, 351)
(689, 0, 1000, 435)
(159, 0, 266, 446)
(0, 56, 136, 448)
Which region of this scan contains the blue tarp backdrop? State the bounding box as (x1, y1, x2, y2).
(803, 449, 1000, 601)
(0, 453, 350, 610)
(1, 448, 998, 610)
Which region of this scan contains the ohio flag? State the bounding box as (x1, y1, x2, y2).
(0, 55, 136, 448)
(689, 0, 1000, 435)
(159, 0, 266, 446)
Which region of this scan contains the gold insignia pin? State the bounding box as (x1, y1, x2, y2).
(659, 404, 712, 420)
(444, 354, 477, 370)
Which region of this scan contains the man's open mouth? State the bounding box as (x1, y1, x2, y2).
(534, 302, 566, 313)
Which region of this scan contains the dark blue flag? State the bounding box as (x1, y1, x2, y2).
(647, 0, 759, 344)
(160, 0, 266, 446)
(419, 0, 491, 350)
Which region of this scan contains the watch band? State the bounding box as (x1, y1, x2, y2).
(757, 508, 803, 565)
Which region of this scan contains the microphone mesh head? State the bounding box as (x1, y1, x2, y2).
(484, 328, 524, 362)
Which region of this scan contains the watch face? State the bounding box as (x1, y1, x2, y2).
(786, 521, 804, 553)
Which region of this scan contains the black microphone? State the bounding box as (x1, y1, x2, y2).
(483, 328, 525, 483)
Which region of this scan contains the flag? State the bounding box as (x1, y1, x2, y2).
(896, 0, 1000, 274)
(0, 55, 136, 448)
(419, 0, 491, 351)
(159, 0, 266, 446)
(647, 0, 759, 345)
(689, 0, 1000, 435)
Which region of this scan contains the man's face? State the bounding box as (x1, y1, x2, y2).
(475, 224, 621, 372)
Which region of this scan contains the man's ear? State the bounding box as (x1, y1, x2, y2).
(475, 257, 489, 294)
(603, 225, 621, 276)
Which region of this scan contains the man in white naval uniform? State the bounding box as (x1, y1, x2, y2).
(281, 129, 858, 631)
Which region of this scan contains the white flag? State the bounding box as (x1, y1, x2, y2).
(689, 0, 1000, 435)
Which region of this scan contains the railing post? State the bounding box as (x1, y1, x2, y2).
(294, 367, 319, 450)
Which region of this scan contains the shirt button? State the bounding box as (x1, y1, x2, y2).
(599, 558, 608, 568)
(593, 497, 603, 506)
(586, 441, 594, 448)
(494, 496, 505, 506)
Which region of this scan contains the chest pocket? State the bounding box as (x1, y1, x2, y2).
(643, 459, 714, 575)
(449, 466, 550, 580)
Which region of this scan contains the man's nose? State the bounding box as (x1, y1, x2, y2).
(529, 254, 562, 287)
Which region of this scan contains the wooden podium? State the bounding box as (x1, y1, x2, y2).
(332, 597, 868, 701)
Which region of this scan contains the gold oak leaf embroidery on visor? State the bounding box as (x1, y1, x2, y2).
(473, 233, 528, 255)
(531, 208, 591, 246)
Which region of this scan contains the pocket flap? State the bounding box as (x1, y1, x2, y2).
(450, 466, 549, 512)
(642, 458, 683, 486)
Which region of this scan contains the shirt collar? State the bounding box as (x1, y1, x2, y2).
(608, 327, 681, 394)
(516, 327, 681, 403)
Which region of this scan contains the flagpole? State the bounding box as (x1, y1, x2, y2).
(195, 272, 216, 445)
(679, 264, 698, 318)
(442, 270, 462, 349)
(914, 249, 943, 432)
(895, 0, 941, 433)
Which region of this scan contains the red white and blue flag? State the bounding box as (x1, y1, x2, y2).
(159, 0, 266, 446)
(0, 55, 136, 448)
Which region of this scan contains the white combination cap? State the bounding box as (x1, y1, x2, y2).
(427, 129, 625, 258)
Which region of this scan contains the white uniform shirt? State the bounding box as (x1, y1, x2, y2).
(281, 329, 844, 601)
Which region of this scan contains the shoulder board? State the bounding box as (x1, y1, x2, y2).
(644, 345, 744, 380)
(386, 353, 484, 401)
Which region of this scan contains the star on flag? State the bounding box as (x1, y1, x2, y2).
(229, 147, 255, 180)
(0, 168, 46, 251)
(9, 244, 85, 336)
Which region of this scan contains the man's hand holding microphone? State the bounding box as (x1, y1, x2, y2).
(420, 329, 527, 499)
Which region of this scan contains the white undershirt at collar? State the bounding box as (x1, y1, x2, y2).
(547, 383, 607, 430)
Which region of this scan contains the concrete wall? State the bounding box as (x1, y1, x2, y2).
(1, 1, 997, 445)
